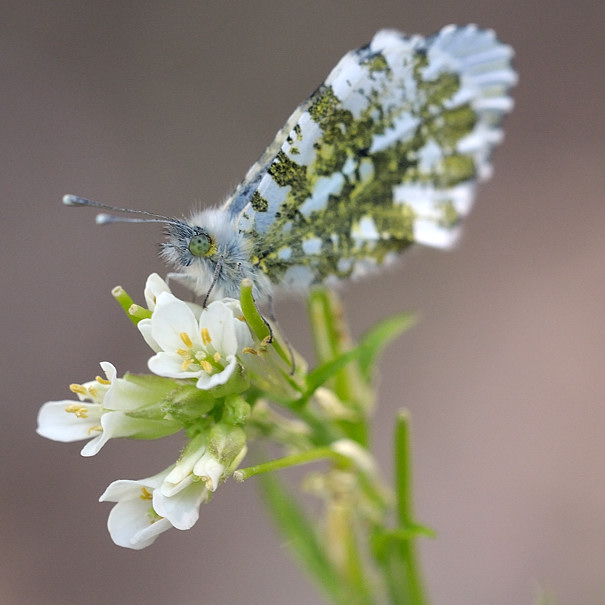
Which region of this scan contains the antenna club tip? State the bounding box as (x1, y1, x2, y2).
(95, 213, 112, 225)
(63, 194, 79, 206)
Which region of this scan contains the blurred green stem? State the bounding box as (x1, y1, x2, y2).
(392, 410, 429, 605)
(262, 288, 430, 604)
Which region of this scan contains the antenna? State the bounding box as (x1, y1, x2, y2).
(63, 194, 178, 225)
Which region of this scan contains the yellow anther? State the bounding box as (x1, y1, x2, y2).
(87, 386, 99, 400)
(200, 360, 213, 374)
(261, 336, 272, 346)
(242, 347, 258, 356)
(201, 327, 212, 345)
(140, 487, 153, 500)
(69, 383, 88, 396)
(176, 347, 189, 357)
(181, 358, 193, 371)
(87, 424, 102, 435)
(213, 351, 222, 362)
(95, 375, 111, 385)
(236, 315, 246, 322)
(180, 332, 194, 348)
(65, 403, 89, 418)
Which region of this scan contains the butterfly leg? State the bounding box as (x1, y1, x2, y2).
(202, 256, 224, 308)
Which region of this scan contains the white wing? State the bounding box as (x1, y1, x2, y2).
(221, 24, 516, 289)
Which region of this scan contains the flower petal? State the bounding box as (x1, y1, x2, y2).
(80, 411, 182, 456)
(151, 293, 202, 352)
(148, 351, 202, 380)
(137, 318, 162, 353)
(194, 355, 237, 389)
(193, 453, 225, 492)
(153, 481, 208, 530)
(100, 471, 174, 549)
(99, 361, 117, 383)
(36, 401, 102, 442)
(143, 273, 172, 310)
(202, 301, 241, 355)
(100, 471, 169, 502)
(106, 496, 172, 550)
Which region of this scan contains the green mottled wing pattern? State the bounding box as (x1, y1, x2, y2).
(224, 25, 516, 290)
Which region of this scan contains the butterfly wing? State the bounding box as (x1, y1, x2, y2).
(223, 24, 516, 290)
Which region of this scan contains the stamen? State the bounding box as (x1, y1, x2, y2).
(140, 487, 153, 501)
(200, 475, 214, 490)
(87, 424, 102, 435)
(95, 375, 111, 385)
(65, 403, 89, 418)
(181, 358, 193, 371)
(87, 386, 99, 399)
(176, 347, 189, 357)
(242, 347, 258, 356)
(69, 383, 88, 396)
(201, 327, 212, 345)
(200, 360, 213, 374)
(180, 332, 194, 348)
(213, 351, 222, 363)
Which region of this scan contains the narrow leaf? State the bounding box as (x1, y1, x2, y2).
(259, 471, 344, 603)
(357, 312, 416, 381)
(305, 348, 364, 396)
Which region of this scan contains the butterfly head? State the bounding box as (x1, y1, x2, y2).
(63, 195, 259, 301)
(160, 221, 218, 268)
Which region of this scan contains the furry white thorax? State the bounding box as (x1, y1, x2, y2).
(161, 207, 272, 303)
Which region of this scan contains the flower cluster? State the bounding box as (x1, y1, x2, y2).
(37, 274, 303, 549)
(35, 268, 424, 604)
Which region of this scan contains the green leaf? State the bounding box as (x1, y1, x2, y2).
(304, 348, 365, 397)
(372, 524, 436, 560)
(357, 312, 416, 381)
(259, 471, 344, 604)
(303, 312, 415, 402)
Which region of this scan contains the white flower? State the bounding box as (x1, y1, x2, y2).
(142, 273, 173, 310)
(99, 467, 209, 550)
(141, 292, 253, 390)
(161, 426, 248, 503)
(37, 362, 181, 456)
(162, 433, 225, 495)
(152, 478, 209, 531)
(138, 274, 202, 352)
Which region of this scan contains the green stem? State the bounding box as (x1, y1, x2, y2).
(111, 286, 139, 325)
(234, 447, 351, 482)
(307, 288, 372, 445)
(240, 278, 291, 364)
(391, 409, 429, 605)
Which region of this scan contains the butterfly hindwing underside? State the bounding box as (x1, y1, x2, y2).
(161, 24, 516, 301)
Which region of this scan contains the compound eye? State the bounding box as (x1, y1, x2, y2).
(189, 232, 213, 257)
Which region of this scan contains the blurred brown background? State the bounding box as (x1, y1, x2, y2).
(2, 1, 604, 603)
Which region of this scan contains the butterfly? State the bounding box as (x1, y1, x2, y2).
(65, 24, 516, 305)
